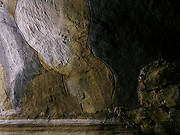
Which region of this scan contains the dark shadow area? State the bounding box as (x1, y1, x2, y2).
(88, 0, 180, 107)
(13, 39, 42, 108)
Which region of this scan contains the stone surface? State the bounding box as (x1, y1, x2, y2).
(0, 6, 42, 112)
(126, 60, 180, 134)
(0, 62, 11, 111)
(138, 60, 180, 108)
(15, 0, 75, 73)
(88, 0, 180, 106)
(0, 120, 132, 135)
(65, 56, 115, 114)
(0, 0, 17, 16)
(21, 70, 82, 119)
(15, 0, 115, 114)
(0, 0, 180, 134)
(0, 4, 82, 118)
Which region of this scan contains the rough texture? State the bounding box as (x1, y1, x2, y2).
(88, 0, 180, 106)
(126, 60, 180, 134)
(0, 6, 41, 113)
(0, 0, 17, 16)
(0, 4, 81, 119)
(0, 0, 180, 134)
(21, 70, 82, 119)
(0, 62, 11, 111)
(15, 0, 115, 114)
(138, 60, 180, 108)
(15, 0, 75, 73)
(65, 57, 115, 114)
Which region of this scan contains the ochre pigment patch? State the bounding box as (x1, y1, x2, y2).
(0, 63, 12, 110)
(15, 0, 115, 115)
(1, 0, 17, 16)
(0, 6, 42, 113)
(21, 69, 82, 119)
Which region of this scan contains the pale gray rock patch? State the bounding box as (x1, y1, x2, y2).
(0, 108, 20, 117)
(0, 119, 120, 125)
(0, 6, 41, 110)
(15, 0, 75, 73)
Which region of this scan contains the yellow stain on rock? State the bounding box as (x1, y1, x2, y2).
(1, 0, 17, 16)
(58, 0, 115, 113)
(0, 0, 115, 118)
(21, 69, 82, 119)
(0, 63, 12, 110)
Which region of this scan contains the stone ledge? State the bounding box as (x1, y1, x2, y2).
(0, 119, 121, 126)
(0, 119, 135, 135)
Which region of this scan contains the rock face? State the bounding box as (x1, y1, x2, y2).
(21, 70, 82, 119)
(0, 0, 115, 118)
(15, 0, 74, 73)
(64, 57, 114, 114)
(0, 6, 41, 112)
(0, 3, 80, 118)
(129, 60, 180, 134)
(15, 0, 115, 114)
(138, 60, 180, 108)
(0, 0, 17, 16)
(0, 0, 180, 134)
(88, 0, 180, 106)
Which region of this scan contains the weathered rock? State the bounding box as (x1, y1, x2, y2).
(15, 0, 75, 73)
(0, 0, 17, 16)
(0, 5, 82, 118)
(65, 56, 115, 113)
(15, 0, 115, 114)
(138, 60, 180, 108)
(0, 6, 42, 113)
(0, 1, 180, 134)
(127, 60, 180, 134)
(88, 0, 180, 107)
(21, 70, 82, 119)
(0, 62, 11, 111)
(127, 107, 170, 134)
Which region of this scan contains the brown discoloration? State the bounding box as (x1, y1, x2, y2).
(138, 60, 180, 107)
(60, 0, 115, 113)
(21, 69, 82, 119)
(64, 56, 114, 113)
(63, 0, 90, 57)
(0, 0, 115, 119)
(0, 37, 12, 110)
(1, 0, 17, 16)
(127, 60, 180, 134)
(0, 63, 12, 110)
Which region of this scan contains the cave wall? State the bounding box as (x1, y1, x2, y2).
(0, 0, 114, 118)
(0, 0, 179, 123)
(88, 0, 180, 106)
(0, 0, 180, 134)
